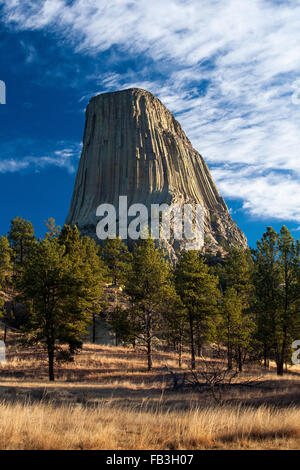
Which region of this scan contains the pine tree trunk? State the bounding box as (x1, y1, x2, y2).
(48, 345, 55, 381)
(227, 344, 232, 370)
(3, 324, 7, 343)
(227, 316, 232, 370)
(238, 346, 242, 372)
(277, 258, 289, 376)
(92, 313, 96, 343)
(196, 321, 201, 357)
(263, 345, 268, 368)
(189, 315, 195, 370)
(146, 311, 152, 372)
(178, 325, 183, 368)
(46, 314, 55, 381)
(277, 361, 284, 376)
(178, 338, 182, 368)
(277, 328, 287, 376)
(147, 338, 152, 372)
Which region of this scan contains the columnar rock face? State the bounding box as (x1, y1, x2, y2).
(66, 88, 247, 258)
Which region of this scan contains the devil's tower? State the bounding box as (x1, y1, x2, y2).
(66, 88, 246, 258)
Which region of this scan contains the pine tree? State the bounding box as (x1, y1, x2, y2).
(102, 237, 132, 285)
(80, 235, 107, 343)
(58, 224, 82, 255)
(125, 238, 173, 371)
(218, 247, 254, 370)
(19, 230, 103, 381)
(220, 247, 253, 301)
(276, 226, 300, 374)
(252, 227, 280, 368)
(8, 216, 36, 269)
(219, 287, 254, 370)
(161, 292, 187, 367)
(0, 235, 13, 340)
(0, 235, 13, 288)
(174, 251, 220, 369)
(107, 305, 135, 346)
(253, 226, 300, 375)
(45, 217, 61, 240)
(59, 223, 107, 343)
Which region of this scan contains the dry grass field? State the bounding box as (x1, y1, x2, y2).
(0, 332, 300, 450)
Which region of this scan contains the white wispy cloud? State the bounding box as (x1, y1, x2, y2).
(211, 166, 300, 221)
(0, 146, 81, 174)
(1, 0, 300, 222)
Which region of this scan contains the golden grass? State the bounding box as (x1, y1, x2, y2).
(0, 400, 299, 450)
(1, 337, 300, 450)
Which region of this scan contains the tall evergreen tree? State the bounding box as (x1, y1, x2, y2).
(276, 226, 300, 374)
(102, 237, 132, 285)
(125, 238, 173, 371)
(218, 247, 254, 370)
(106, 305, 135, 346)
(45, 217, 61, 240)
(59, 224, 107, 343)
(253, 226, 300, 375)
(80, 235, 107, 343)
(253, 227, 280, 368)
(8, 216, 36, 268)
(161, 293, 187, 367)
(0, 235, 13, 288)
(220, 247, 253, 301)
(219, 287, 254, 370)
(58, 224, 82, 255)
(174, 251, 220, 369)
(19, 225, 105, 381)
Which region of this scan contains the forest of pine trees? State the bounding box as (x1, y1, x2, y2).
(0, 216, 299, 380)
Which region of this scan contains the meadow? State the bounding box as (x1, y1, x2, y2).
(0, 334, 300, 450)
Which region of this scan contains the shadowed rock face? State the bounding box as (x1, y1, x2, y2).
(66, 88, 247, 258)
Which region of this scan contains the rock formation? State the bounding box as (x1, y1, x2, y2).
(66, 88, 247, 259)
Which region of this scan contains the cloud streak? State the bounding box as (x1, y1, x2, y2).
(0, 146, 81, 174)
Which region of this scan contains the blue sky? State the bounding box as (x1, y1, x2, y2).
(0, 0, 300, 247)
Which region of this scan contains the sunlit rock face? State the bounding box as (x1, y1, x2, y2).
(66, 88, 247, 259)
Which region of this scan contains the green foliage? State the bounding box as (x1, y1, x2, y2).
(19, 225, 105, 381)
(252, 227, 280, 362)
(0, 235, 14, 328)
(160, 291, 186, 367)
(45, 217, 61, 240)
(219, 247, 253, 300)
(0, 235, 13, 288)
(107, 306, 134, 344)
(8, 216, 36, 268)
(174, 250, 220, 369)
(214, 247, 255, 370)
(125, 238, 174, 370)
(80, 235, 108, 334)
(59, 223, 107, 344)
(101, 237, 132, 285)
(2, 212, 300, 379)
(253, 226, 300, 374)
(58, 224, 82, 255)
(218, 287, 255, 370)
